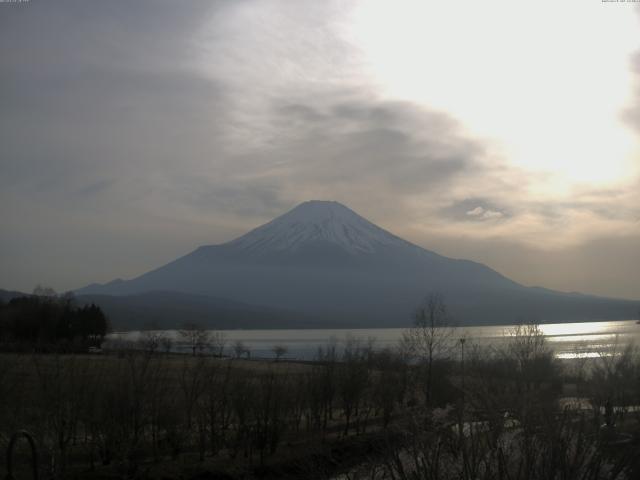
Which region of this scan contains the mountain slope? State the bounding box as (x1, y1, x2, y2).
(0, 288, 31, 303)
(1, 288, 323, 330)
(76, 291, 326, 331)
(77, 201, 638, 326)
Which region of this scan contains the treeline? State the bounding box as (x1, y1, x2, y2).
(0, 290, 109, 351)
(2, 326, 640, 479)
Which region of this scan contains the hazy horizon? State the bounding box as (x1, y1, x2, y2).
(2, 0, 640, 300)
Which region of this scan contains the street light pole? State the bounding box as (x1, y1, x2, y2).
(460, 337, 466, 407)
(458, 337, 467, 442)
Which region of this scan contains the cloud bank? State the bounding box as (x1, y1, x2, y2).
(1, 0, 639, 299)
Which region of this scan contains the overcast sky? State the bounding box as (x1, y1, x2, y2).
(1, 0, 640, 300)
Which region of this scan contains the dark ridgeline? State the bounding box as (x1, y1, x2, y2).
(0, 292, 109, 351)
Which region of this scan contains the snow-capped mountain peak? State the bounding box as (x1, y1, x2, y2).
(75, 200, 637, 326)
(226, 200, 408, 254)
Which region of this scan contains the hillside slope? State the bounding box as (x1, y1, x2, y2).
(77, 201, 638, 326)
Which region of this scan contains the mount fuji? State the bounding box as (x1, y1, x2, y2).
(77, 201, 637, 327)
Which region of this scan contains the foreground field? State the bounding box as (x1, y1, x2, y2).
(2, 327, 640, 479)
(0, 347, 408, 479)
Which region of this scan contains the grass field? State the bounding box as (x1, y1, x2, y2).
(2, 329, 640, 479)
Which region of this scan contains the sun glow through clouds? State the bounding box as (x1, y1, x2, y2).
(349, 0, 640, 189)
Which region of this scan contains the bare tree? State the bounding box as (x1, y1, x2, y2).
(233, 340, 249, 359)
(139, 327, 166, 354)
(160, 335, 174, 354)
(179, 322, 211, 356)
(506, 322, 557, 392)
(272, 344, 288, 362)
(33, 284, 57, 297)
(507, 323, 548, 368)
(209, 331, 227, 357)
(179, 355, 208, 432)
(32, 355, 89, 476)
(402, 292, 454, 404)
(338, 336, 370, 435)
(588, 337, 638, 425)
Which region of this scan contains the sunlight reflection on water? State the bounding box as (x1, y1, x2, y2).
(108, 319, 640, 360)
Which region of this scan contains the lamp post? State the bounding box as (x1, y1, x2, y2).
(460, 337, 466, 408)
(456, 337, 467, 441)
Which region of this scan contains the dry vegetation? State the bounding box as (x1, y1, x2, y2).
(2, 323, 640, 479)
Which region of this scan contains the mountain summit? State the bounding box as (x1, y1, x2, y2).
(227, 200, 409, 255)
(78, 201, 637, 326)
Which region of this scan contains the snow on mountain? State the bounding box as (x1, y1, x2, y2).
(227, 201, 410, 254)
(76, 200, 639, 326)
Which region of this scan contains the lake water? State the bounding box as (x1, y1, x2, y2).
(107, 319, 640, 360)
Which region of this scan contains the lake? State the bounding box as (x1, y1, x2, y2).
(107, 319, 640, 360)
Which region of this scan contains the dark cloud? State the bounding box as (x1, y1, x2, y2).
(2, 0, 481, 229)
(0, 0, 230, 289)
(423, 232, 640, 301)
(0, 0, 218, 71)
(263, 98, 484, 197)
(527, 185, 640, 225)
